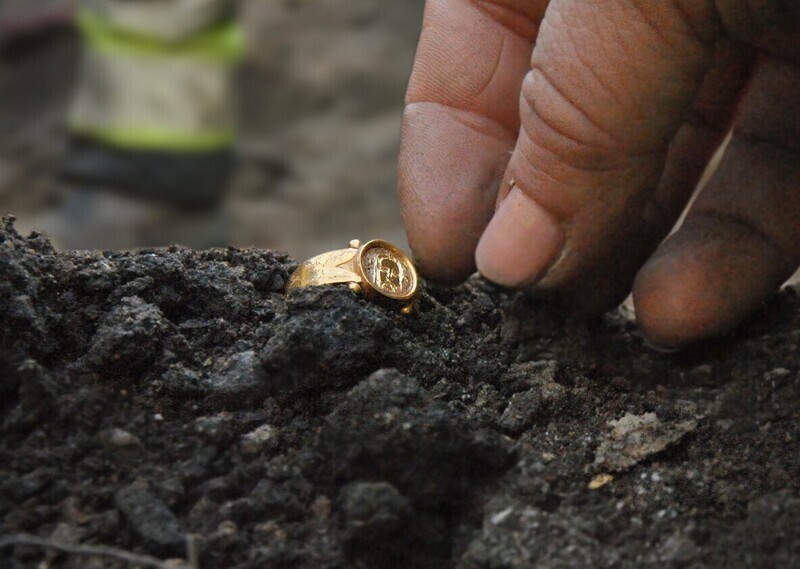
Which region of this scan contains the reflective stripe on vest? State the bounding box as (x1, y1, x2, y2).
(76, 8, 243, 62)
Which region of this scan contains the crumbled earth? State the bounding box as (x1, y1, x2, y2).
(2, 216, 800, 568)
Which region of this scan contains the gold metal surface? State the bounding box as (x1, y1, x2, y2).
(287, 239, 419, 311)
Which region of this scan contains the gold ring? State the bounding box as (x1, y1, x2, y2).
(287, 239, 419, 313)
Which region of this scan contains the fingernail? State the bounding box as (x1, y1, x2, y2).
(475, 186, 564, 287)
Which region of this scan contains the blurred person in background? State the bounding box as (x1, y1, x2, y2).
(3, 0, 243, 249)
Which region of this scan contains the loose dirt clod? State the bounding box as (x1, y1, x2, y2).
(2, 217, 800, 568)
(594, 412, 699, 473)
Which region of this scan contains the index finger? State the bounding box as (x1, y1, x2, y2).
(398, 0, 547, 283)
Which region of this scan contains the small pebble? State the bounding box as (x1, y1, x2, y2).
(240, 424, 279, 455)
(589, 473, 614, 490)
(104, 428, 143, 448)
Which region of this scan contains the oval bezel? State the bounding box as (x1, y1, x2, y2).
(356, 239, 418, 300)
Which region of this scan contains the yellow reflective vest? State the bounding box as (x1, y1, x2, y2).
(69, 0, 243, 152)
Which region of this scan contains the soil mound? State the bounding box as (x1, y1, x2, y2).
(2, 216, 800, 567)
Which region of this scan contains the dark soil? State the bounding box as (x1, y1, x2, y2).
(2, 216, 800, 568)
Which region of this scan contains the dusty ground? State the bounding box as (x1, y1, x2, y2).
(2, 217, 800, 568)
(0, 0, 424, 258)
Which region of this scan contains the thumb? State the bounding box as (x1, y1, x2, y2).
(475, 1, 722, 298)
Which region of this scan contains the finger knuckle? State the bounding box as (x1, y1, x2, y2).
(519, 67, 640, 174)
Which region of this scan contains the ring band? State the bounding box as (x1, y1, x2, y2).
(287, 239, 419, 312)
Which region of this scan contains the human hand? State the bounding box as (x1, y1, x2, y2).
(398, 0, 800, 347)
